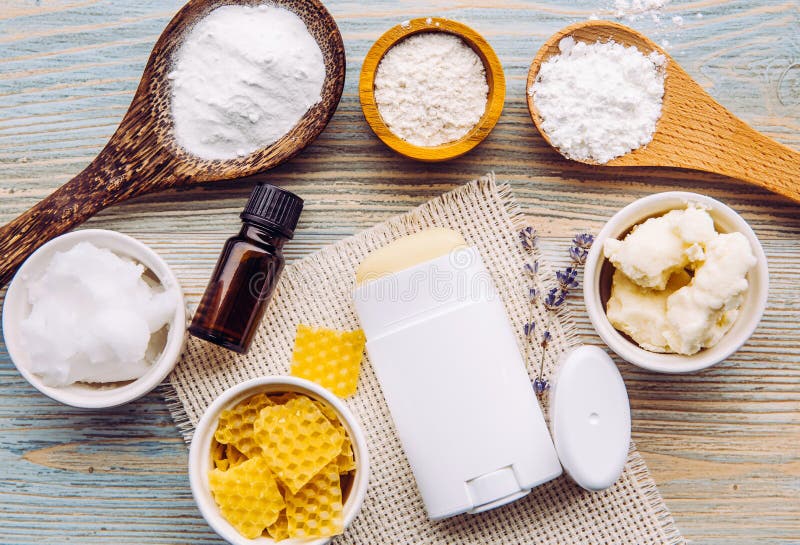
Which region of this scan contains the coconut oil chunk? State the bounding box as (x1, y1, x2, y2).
(19, 242, 178, 386)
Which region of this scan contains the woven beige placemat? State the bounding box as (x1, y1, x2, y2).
(166, 173, 684, 545)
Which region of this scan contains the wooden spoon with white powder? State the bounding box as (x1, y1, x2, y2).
(526, 21, 800, 203)
(0, 0, 346, 287)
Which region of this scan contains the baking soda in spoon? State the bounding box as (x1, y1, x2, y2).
(169, 5, 326, 160)
(529, 36, 666, 164)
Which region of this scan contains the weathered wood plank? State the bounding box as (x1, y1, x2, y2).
(1, 1, 798, 544)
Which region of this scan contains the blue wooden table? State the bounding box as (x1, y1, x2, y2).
(1, 1, 798, 544)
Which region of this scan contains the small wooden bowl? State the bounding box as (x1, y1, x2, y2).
(359, 18, 505, 162)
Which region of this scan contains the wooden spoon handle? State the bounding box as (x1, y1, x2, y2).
(678, 106, 800, 202)
(652, 66, 800, 202)
(0, 146, 175, 287)
(711, 120, 800, 202)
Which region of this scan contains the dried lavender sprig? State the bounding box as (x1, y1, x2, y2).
(518, 226, 553, 396)
(556, 267, 579, 291)
(519, 229, 595, 396)
(568, 233, 594, 265)
(533, 330, 553, 394)
(519, 228, 543, 390)
(524, 321, 535, 337)
(519, 226, 537, 252)
(523, 262, 538, 279)
(573, 233, 595, 249)
(569, 245, 589, 265)
(543, 287, 566, 311)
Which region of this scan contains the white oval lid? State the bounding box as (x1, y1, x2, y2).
(550, 345, 631, 491)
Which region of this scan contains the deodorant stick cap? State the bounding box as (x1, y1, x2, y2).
(550, 345, 631, 492)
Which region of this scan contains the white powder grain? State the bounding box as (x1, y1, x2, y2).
(614, 0, 670, 20)
(373, 33, 489, 147)
(529, 36, 666, 164)
(169, 5, 325, 160)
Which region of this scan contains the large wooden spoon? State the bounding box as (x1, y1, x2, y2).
(0, 0, 345, 287)
(526, 21, 800, 202)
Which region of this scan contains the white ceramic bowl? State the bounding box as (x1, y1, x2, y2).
(2, 229, 187, 407)
(189, 376, 369, 545)
(584, 192, 768, 374)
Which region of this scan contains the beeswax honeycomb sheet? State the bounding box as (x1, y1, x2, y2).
(167, 173, 684, 545)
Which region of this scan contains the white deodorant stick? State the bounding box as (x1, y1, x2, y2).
(353, 229, 562, 520)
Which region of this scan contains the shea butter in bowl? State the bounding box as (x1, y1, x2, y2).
(189, 376, 369, 545)
(2, 229, 186, 408)
(584, 192, 768, 373)
(359, 17, 505, 161)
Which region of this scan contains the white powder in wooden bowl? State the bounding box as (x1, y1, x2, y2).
(529, 36, 666, 164)
(169, 5, 325, 160)
(373, 33, 489, 147)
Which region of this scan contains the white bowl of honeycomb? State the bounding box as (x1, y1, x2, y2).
(189, 376, 369, 544)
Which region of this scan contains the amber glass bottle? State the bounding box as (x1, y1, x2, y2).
(189, 183, 303, 354)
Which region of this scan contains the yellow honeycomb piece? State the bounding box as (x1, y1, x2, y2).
(290, 325, 366, 398)
(311, 398, 338, 422)
(265, 510, 290, 542)
(254, 396, 344, 493)
(336, 435, 357, 473)
(285, 461, 344, 539)
(225, 444, 247, 467)
(312, 399, 356, 473)
(214, 393, 273, 458)
(211, 438, 228, 470)
(311, 399, 356, 473)
(208, 456, 285, 539)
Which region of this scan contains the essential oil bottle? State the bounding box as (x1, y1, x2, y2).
(189, 183, 303, 354)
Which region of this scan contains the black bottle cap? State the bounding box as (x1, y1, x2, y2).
(240, 183, 304, 239)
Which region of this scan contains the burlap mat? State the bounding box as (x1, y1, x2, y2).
(165, 173, 684, 545)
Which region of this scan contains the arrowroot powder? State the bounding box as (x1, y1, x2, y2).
(529, 36, 666, 164)
(373, 33, 489, 147)
(169, 5, 325, 160)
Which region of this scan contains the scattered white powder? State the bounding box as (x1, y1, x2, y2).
(20, 242, 178, 387)
(529, 36, 666, 164)
(373, 33, 489, 147)
(169, 5, 325, 160)
(614, 0, 670, 20)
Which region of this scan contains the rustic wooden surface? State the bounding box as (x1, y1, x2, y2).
(1, 1, 798, 544)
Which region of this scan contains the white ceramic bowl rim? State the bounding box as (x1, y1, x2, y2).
(188, 376, 370, 545)
(583, 192, 769, 374)
(2, 229, 187, 408)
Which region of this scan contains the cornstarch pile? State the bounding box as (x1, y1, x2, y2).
(169, 5, 325, 160)
(374, 33, 488, 147)
(529, 36, 666, 164)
